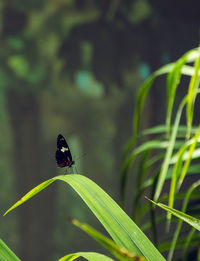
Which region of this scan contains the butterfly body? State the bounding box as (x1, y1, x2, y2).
(55, 134, 75, 168)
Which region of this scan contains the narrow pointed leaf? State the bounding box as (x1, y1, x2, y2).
(166, 53, 187, 130)
(3, 179, 55, 216)
(69, 218, 146, 261)
(149, 199, 200, 231)
(178, 126, 200, 189)
(186, 50, 200, 138)
(154, 96, 187, 201)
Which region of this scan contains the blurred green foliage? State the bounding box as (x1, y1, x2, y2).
(1, 0, 200, 260)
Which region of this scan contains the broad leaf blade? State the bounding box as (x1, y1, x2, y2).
(4, 174, 165, 261)
(56, 175, 164, 261)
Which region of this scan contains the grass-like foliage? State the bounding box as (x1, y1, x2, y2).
(121, 47, 200, 260)
(2, 47, 200, 260)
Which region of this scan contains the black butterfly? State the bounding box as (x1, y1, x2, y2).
(55, 134, 75, 168)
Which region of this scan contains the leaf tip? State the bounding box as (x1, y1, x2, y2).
(3, 210, 8, 216)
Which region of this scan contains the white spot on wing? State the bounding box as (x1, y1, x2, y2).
(61, 147, 68, 152)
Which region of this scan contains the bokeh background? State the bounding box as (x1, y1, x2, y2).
(0, 1, 200, 260)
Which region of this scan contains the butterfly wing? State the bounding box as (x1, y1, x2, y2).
(55, 149, 67, 167)
(55, 134, 74, 167)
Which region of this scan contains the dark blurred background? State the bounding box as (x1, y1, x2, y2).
(0, 1, 200, 260)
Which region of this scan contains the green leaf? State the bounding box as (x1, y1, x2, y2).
(170, 147, 200, 164)
(3, 179, 55, 216)
(158, 233, 200, 252)
(68, 218, 146, 261)
(168, 180, 200, 261)
(4, 175, 165, 261)
(58, 252, 114, 261)
(153, 96, 187, 201)
(182, 228, 196, 261)
(0, 239, 21, 261)
(148, 198, 200, 232)
(178, 126, 200, 189)
(166, 53, 187, 131)
(120, 139, 169, 203)
(124, 47, 200, 163)
(132, 47, 200, 145)
(186, 50, 200, 138)
(168, 144, 188, 220)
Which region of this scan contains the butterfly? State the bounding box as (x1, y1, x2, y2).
(55, 134, 75, 168)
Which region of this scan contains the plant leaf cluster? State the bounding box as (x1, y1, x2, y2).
(2, 47, 200, 260)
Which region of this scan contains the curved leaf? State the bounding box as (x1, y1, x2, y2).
(4, 175, 165, 261)
(153, 96, 187, 201)
(58, 252, 114, 261)
(186, 50, 200, 138)
(69, 218, 145, 261)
